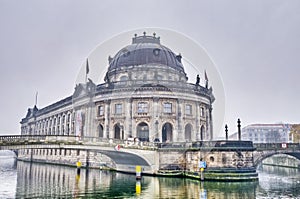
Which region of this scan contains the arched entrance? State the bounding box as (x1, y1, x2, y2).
(200, 125, 205, 141)
(99, 124, 104, 138)
(185, 124, 192, 141)
(137, 122, 149, 142)
(114, 123, 123, 140)
(162, 123, 173, 142)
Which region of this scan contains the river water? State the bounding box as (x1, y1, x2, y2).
(1, 154, 300, 198)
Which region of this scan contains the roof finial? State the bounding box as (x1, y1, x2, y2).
(153, 32, 156, 37)
(143, 31, 146, 36)
(134, 33, 137, 38)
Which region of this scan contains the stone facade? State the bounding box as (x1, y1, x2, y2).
(20, 33, 214, 143)
(158, 149, 255, 172)
(185, 150, 254, 171)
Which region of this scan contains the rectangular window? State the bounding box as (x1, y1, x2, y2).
(98, 105, 104, 116)
(115, 104, 122, 114)
(185, 104, 192, 115)
(138, 102, 148, 113)
(164, 102, 172, 113)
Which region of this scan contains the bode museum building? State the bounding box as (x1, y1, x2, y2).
(20, 33, 215, 143)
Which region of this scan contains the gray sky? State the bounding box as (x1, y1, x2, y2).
(0, 0, 299, 138)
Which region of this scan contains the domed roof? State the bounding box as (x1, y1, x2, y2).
(108, 33, 184, 72)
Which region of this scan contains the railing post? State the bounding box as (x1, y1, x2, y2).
(237, 119, 241, 141)
(225, 124, 228, 141)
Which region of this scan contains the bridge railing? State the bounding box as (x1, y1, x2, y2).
(0, 135, 79, 145)
(0, 135, 45, 142)
(44, 135, 78, 143)
(254, 143, 300, 151)
(4, 135, 299, 152)
(157, 140, 255, 150)
(82, 137, 123, 144)
(77, 138, 256, 150)
(81, 137, 157, 149)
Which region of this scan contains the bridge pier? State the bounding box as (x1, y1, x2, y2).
(157, 141, 258, 181)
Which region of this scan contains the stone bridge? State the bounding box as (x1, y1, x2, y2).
(0, 135, 158, 174)
(253, 143, 300, 167)
(1, 135, 299, 178)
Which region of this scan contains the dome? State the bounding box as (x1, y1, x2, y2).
(108, 33, 185, 72)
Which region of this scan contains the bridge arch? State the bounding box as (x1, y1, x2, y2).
(0, 150, 17, 158)
(97, 149, 152, 170)
(254, 151, 300, 167)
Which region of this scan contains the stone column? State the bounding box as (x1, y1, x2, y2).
(153, 97, 159, 140)
(130, 99, 133, 137)
(209, 105, 213, 140)
(196, 102, 200, 141)
(86, 98, 96, 137)
(177, 99, 184, 141)
(61, 113, 67, 135)
(82, 107, 87, 137)
(69, 111, 73, 135)
(125, 98, 132, 139)
(104, 100, 110, 139)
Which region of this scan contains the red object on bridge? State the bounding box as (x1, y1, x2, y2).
(115, 144, 121, 151)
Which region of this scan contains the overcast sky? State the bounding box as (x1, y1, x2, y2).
(0, 0, 299, 138)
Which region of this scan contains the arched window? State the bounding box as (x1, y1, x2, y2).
(185, 124, 192, 141)
(120, 75, 128, 81)
(200, 125, 205, 141)
(67, 113, 71, 123)
(99, 124, 104, 138)
(120, 76, 128, 85)
(62, 115, 66, 124)
(137, 122, 149, 142)
(162, 123, 173, 142)
(114, 123, 123, 140)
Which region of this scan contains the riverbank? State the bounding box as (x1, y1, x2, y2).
(17, 157, 258, 182)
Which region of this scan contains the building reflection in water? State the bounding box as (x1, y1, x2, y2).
(15, 161, 150, 198)
(15, 161, 259, 198)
